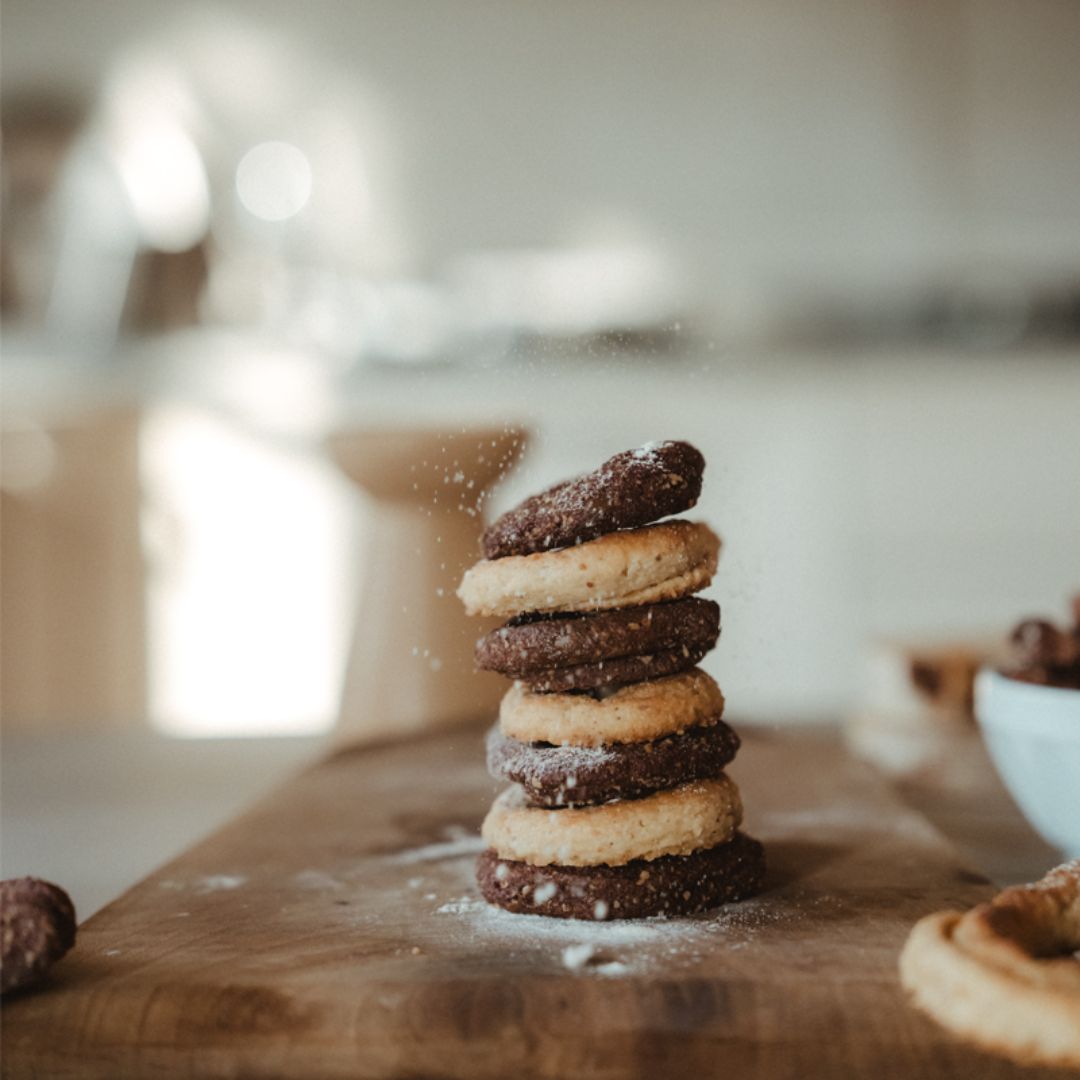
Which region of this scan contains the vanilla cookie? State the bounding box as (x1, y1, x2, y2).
(481, 775, 742, 867)
(458, 520, 720, 619)
(499, 668, 725, 747)
(900, 859, 1080, 1069)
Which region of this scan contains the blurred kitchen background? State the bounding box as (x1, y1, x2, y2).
(2, 1, 1079, 913)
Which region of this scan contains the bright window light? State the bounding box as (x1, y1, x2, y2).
(141, 406, 355, 737)
(115, 125, 210, 252)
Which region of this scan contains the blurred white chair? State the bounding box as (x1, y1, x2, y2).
(326, 426, 526, 744)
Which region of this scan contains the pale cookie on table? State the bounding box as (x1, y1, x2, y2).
(457, 520, 720, 619)
(481, 775, 742, 867)
(899, 858, 1080, 1069)
(499, 668, 726, 747)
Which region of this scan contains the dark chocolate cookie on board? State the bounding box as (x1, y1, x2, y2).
(518, 644, 712, 694)
(477, 832, 765, 920)
(482, 440, 705, 559)
(486, 718, 740, 807)
(478, 598, 720, 693)
(1, 877, 77, 994)
(477, 598, 719, 678)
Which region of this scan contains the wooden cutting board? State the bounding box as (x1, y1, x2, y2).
(3, 726, 1072, 1080)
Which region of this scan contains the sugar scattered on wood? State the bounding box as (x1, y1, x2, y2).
(293, 870, 344, 890)
(383, 836, 487, 865)
(193, 874, 247, 894)
(561, 943, 596, 970)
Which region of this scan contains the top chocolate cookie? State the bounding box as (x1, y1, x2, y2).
(482, 440, 705, 559)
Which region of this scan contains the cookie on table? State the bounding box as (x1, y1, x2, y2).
(476, 597, 719, 693)
(486, 718, 740, 807)
(900, 859, 1080, 1068)
(483, 440, 705, 560)
(1, 878, 77, 994)
(477, 832, 765, 920)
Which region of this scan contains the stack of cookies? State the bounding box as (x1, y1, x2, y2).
(457, 441, 765, 920)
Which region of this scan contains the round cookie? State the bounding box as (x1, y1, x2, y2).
(477, 832, 766, 920)
(500, 668, 725, 747)
(481, 776, 742, 867)
(458, 520, 720, 619)
(476, 598, 720, 693)
(518, 644, 713, 693)
(486, 719, 740, 807)
(899, 859, 1080, 1068)
(901, 912, 1080, 1068)
(482, 440, 705, 560)
(0, 878, 77, 994)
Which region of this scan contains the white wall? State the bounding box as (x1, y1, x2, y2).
(336, 346, 1080, 723)
(4, 0, 1079, 319)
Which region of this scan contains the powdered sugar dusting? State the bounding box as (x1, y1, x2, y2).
(428, 864, 789, 978)
(194, 874, 247, 894)
(561, 943, 628, 975)
(631, 440, 669, 460)
(293, 869, 344, 890)
(487, 726, 619, 804)
(561, 942, 597, 969)
(533, 881, 558, 904)
(382, 835, 487, 865)
(317, 826, 790, 980)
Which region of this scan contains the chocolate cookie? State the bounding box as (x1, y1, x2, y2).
(521, 645, 712, 693)
(1, 877, 77, 994)
(477, 598, 719, 694)
(486, 719, 738, 807)
(476, 832, 765, 920)
(482, 441, 705, 559)
(1002, 605, 1080, 689)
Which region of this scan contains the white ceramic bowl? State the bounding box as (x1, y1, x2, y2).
(975, 667, 1080, 857)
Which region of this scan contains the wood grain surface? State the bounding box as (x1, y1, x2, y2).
(2, 726, 1073, 1080)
